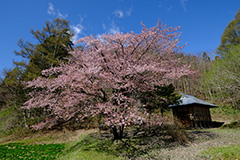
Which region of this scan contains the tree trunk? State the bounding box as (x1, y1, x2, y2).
(23, 110, 29, 128)
(208, 89, 213, 102)
(111, 125, 124, 140)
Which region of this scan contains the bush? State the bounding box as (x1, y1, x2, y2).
(221, 120, 240, 129)
(162, 123, 189, 143)
(0, 107, 21, 137)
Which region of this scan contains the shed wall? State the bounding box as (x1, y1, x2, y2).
(172, 104, 213, 128)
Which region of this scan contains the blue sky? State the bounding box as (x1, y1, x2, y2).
(0, 0, 239, 75)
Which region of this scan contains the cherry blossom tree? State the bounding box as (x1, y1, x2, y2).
(22, 21, 194, 140)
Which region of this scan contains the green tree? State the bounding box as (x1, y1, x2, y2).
(0, 67, 25, 107)
(140, 84, 181, 115)
(218, 9, 240, 54)
(202, 45, 240, 109)
(0, 18, 74, 132)
(0, 66, 29, 132)
(14, 18, 74, 80)
(202, 51, 211, 62)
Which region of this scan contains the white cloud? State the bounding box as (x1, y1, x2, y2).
(47, 2, 55, 15)
(167, 6, 173, 12)
(47, 2, 68, 18)
(109, 21, 120, 34)
(126, 7, 132, 16)
(113, 7, 133, 18)
(102, 24, 106, 30)
(159, 2, 173, 12)
(114, 10, 124, 18)
(102, 22, 120, 35)
(71, 23, 84, 42)
(96, 34, 102, 39)
(180, 0, 189, 12)
(57, 10, 68, 19)
(109, 27, 119, 34)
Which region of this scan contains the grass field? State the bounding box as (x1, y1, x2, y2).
(1, 127, 240, 160)
(0, 129, 125, 160)
(0, 143, 65, 159)
(1, 108, 240, 160)
(201, 144, 240, 160)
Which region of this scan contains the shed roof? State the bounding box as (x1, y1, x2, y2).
(169, 93, 218, 108)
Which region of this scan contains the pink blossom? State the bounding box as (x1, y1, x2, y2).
(23, 20, 195, 130)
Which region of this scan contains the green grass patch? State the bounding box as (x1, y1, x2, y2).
(59, 149, 123, 160)
(0, 107, 15, 117)
(211, 105, 240, 115)
(59, 126, 185, 160)
(210, 105, 240, 123)
(201, 144, 240, 160)
(59, 135, 124, 160)
(0, 143, 65, 160)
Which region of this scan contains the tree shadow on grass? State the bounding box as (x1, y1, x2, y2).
(66, 126, 219, 159)
(188, 130, 219, 142)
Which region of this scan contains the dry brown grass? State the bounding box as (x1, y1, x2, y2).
(137, 128, 240, 160)
(211, 113, 240, 124)
(0, 128, 98, 144)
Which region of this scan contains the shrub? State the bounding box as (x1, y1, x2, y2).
(221, 120, 240, 128)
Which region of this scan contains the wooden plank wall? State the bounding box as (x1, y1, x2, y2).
(173, 105, 213, 128)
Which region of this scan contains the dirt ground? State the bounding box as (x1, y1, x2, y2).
(138, 128, 240, 160)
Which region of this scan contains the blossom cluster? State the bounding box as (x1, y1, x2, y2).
(23, 21, 194, 130)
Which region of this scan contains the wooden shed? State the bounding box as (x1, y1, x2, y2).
(169, 94, 218, 128)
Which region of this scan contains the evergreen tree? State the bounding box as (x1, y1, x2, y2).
(202, 51, 211, 62)
(218, 9, 240, 54)
(14, 18, 73, 80)
(140, 84, 181, 115)
(0, 67, 25, 108)
(0, 18, 74, 131)
(0, 66, 29, 130)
